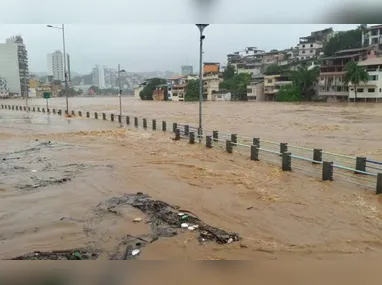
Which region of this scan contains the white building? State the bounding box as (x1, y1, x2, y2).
(47, 50, 69, 82)
(362, 25, 382, 47)
(0, 36, 29, 95)
(92, 65, 106, 89)
(348, 57, 382, 102)
(297, 28, 333, 60)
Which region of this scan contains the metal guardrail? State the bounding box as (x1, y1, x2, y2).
(2, 103, 382, 194)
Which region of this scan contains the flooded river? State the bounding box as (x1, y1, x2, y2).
(1, 98, 382, 267)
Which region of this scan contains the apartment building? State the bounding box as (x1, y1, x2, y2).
(167, 75, 186, 101)
(247, 75, 265, 101)
(348, 57, 382, 101)
(318, 46, 373, 101)
(0, 36, 29, 96)
(263, 74, 292, 101)
(104, 68, 117, 88)
(47, 50, 70, 82)
(203, 72, 222, 101)
(0, 77, 9, 97)
(152, 84, 167, 101)
(298, 28, 333, 60)
(92, 65, 106, 89)
(227, 47, 265, 76)
(181, 65, 193, 76)
(211, 90, 231, 101)
(362, 25, 382, 48)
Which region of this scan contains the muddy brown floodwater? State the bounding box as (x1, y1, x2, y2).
(1, 98, 382, 267)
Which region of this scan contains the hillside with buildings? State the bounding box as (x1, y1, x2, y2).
(134, 25, 382, 103)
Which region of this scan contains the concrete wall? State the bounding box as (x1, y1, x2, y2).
(0, 43, 20, 94)
(348, 71, 382, 99)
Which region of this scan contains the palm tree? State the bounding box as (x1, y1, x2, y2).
(291, 65, 320, 100)
(344, 61, 369, 101)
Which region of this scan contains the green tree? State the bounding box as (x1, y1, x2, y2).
(344, 61, 369, 101)
(222, 65, 236, 80)
(291, 65, 320, 100)
(264, 64, 282, 75)
(139, 78, 167, 100)
(323, 28, 362, 56)
(276, 85, 302, 102)
(88, 85, 99, 94)
(220, 73, 251, 101)
(185, 79, 200, 101)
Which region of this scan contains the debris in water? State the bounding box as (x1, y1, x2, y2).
(131, 249, 140, 256)
(227, 238, 233, 244)
(31, 170, 37, 173)
(7, 249, 100, 260)
(181, 223, 189, 228)
(133, 217, 142, 223)
(181, 215, 189, 220)
(188, 226, 195, 231)
(178, 212, 185, 216)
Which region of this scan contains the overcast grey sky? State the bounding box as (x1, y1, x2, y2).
(0, 24, 359, 75)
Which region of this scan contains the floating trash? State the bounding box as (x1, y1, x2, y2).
(181, 215, 189, 220)
(131, 249, 140, 256)
(181, 223, 189, 228)
(133, 217, 142, 223)
(193, 225, 199, 229)
(227, 238, 233, 244)
(31, 170, 37, 173)
(188, 226, 195, 231)
(178, 212, 185, 216)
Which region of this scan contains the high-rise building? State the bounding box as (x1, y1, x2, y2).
(47, 50, 70, 82)
(0, 35, 29, 96)
(0, 77, 9, 97)
(92, 65, 106, 89)
(181, 65, 193, 76)
(104, 68, 117, 87)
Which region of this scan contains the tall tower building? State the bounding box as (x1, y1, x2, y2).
(47, 50, 70, 82)
(181, 65, 193, 76)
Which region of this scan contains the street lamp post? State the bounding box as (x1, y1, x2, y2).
(118, 64, 126, 128)
(195, 24, 209, 142)
(47, 24, 68, 115)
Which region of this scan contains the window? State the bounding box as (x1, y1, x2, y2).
(302, 45, 305, 48)
(368, 75, 378, 81)
(267, 79, 272, 83)
(302, 50, 306, 54)
(380, 88, 382, 92)
(350, 88, 354, 91)
(310, 50, 314, 53)
(368, 88, 375, 93)
(357, 88, 364, 93)
(310, 44, 313, 47)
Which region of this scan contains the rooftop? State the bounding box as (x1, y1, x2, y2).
(368, 24, 382, 30)
(358, 57, 382, 66)
(335, 47, 369, 54)
(167, 75, 185, 80)
(204, 62, 220, 65)
(321, 52, 365, 60)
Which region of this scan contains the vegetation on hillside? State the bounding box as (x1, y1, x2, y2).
(219, 71, 251, 101)
(139, 78, 167, 100)
(323, 25, 366, 56)
(276, 85, 302, 102)
(264, 64, 283, 75)
(185, 79, 200, 101)
(344, 61, 369, 100)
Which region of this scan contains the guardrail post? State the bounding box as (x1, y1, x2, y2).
(313, 148, 322, 164)
(37, 107, 40, 112)
(111, 114, 114, 121)
(231, 134, 237, 146)
(78, 111, 81, 116)
(16, 106, 18, 111)
(251, 145, 259, 161)
(355, 157, 366, 174)
(226, 140, 233, 154)
(143, 118, 147, 129)
(118, 115, 121, 123)
(322, 161, 333, 181)
(173, 123, 177, 133)
(134, 117, 138, 127)
(213, 130, 218, 142)
(162, 121, 166, 131)
(206, 136, 212, 148)
(95, 112, 98, 119)
(282, 152, 291, 171)
(57, 109, 61, 115)
(376, 173, 382, 195)
(86, 112, 90, 118)
(12, 105, 14, 110)
(28, 106, 31, 111)
(175, 129, 180, 140)
(280, 143, 288, 155)
(102, 113, 106, 120)
(70, 110, 74, 116)
(253, 138, 260, 147)
(24, 106, 27, 111)
(126, 116, 130, 125)
(152, 119, 156, 130)
(184, 125, 189, 136)
(189, 132, 195, 144)
(42, 108, 45, 113)
(53, 109, 56, 114)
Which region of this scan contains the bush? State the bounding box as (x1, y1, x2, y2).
(276, 85, 302, 102)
